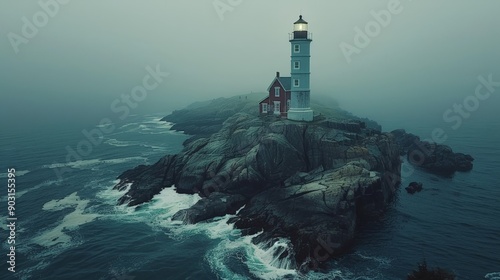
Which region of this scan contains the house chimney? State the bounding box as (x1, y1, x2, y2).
(276, 71, 280, 78)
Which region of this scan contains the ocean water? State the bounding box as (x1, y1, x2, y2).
(1, 113, 499, 280)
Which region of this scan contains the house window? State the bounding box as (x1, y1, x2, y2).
(262, 103, 268, 113)
(274, 87, 280, 97)
(294, 61, 300, 69)
(294, 44, 300, 53)
(294, 79, 299, 87)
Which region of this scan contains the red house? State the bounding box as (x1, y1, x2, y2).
(259, 72, 291, 117)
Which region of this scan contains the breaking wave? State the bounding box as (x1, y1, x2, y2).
(0, 169, 30, 178)
(486, 272, 500, 280)
(42, 156, 147, 170)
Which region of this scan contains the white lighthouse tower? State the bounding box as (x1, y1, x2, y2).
(287, 15, 314, 122)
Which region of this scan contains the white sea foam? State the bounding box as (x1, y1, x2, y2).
(96, 180, 129, 199)
(354, 251, 392, 267)
(116, 118, 177, 136)
(104, 137, 169, 152)
(0, 215, 7, 231)
(203, 222, 389, 280)
(137, 124, 171, 135)
(92, 180, 137, 217)
(42, 156, 147, 170)
(140, 130, 177, 135)
(252, 238, 295, 270)
(96, 184, 202, 227)
(139, 143, 168, 151)
(20, 195, 91, 278)
(98, 184, 241, 241)
(205, 231, 298, 280)
(98, 186, 299, 279)
(0, 179, 60, 203)
(141, 116, 172, 126)
(0, 169, 30, 178)
(140, 187, 202, 234)
(138, 124, 152, 130)
(147, 187, 201, 215)
(244, 236, 298, 279)
(96, 184, 383, 280)
(32, 192, 99, 248)
(105, 138, 138, 147)
(135, 119, 183, 135)
(98, 183, 245, 245)
(486, 272, 500, 280)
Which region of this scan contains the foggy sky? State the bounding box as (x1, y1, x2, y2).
(1, 0, 499, 131)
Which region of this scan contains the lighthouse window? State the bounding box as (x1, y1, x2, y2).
(294, 61, 300, 69)
(294, 79, 299, 87)
(294, 44, 300, 53)
(274, 87, 280, 97)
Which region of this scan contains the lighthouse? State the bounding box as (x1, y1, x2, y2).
(258, 15, 314, 120)
(288, 15, 313, 122)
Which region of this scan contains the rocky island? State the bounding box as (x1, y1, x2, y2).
(113, 94, 473, 271)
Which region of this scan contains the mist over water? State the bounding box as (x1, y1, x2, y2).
(1, 1, 499, 131)
(1, 1, 499, 279)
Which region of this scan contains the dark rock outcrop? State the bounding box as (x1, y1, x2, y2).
(113, 155, 178, 206)
(391, 129, 474, 176)
(117, 113, 400, 205)
(114, 110, 401, 269)
(407, 261, 456, 280)
(172, 192, 247, 224)
(405, 182, 423, 194)
(233, 162, 395, 268)
(113, 96, 473, 272)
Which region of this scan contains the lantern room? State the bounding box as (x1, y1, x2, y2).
(292, 15, 309, 39)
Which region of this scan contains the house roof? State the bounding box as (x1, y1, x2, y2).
(259, 96, 270, 103)
(278, 77, 291, 91)
(267, 76, 291, 92)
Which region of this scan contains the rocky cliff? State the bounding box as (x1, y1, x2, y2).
(391, 129, 474, 176)
(113, 94, 473, 270)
